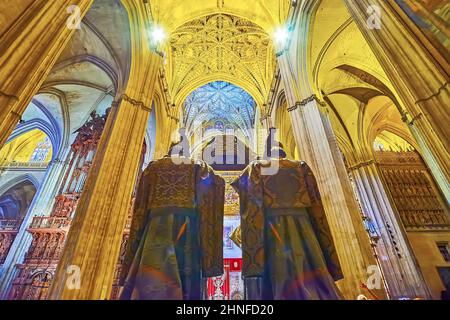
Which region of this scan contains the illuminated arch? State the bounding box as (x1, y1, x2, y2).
(0, 129, 54, 167)
(183, 81, 256, 147)
(372, 130, 416, 153)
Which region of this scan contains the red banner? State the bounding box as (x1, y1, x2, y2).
(207, 258, 243, 300)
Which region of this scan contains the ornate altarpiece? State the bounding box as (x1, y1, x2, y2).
(206, 171, 244, 300)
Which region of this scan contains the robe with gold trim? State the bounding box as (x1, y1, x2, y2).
(120, 156, 225, 300)
(232, 159, 343, 300)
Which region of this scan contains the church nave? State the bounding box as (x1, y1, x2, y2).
(0, 0, 449, 301)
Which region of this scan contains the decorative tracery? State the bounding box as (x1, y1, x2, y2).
(168, 14, 275, 103)
(29, 136, 52, 162)
(183, 81, 256, 143)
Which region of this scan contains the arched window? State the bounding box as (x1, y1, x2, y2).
(29, 136, 51, 162)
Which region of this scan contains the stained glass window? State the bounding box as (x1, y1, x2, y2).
(30, 136, 51, 162)
(183, 81, 256, 142)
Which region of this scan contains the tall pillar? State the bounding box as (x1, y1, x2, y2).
(343, 0, 450, 202)
(0, 158, 69, 299)
(278, 52, 382, 300)
(349, 160, 431, 299)
(320, 97, 430, 298)
(0, 0, 94, 149)
(48, 5, 162, 296)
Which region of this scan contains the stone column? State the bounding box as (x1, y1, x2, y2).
(0, 0, 94, 149)
(278, 56, 381, 300)
(257, 109, 269, 157)
(0, 158, 69, 299)
(349, 160, 432, 299)
(343, 0, 450, 202)
(48, 34, 162, 300)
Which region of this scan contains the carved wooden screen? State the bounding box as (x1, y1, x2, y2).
(376, 150, 450, 231)
(8, 112, 108, 300)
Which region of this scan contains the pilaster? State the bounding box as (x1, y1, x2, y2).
(279, 49, 382, 298)
(349, 159, 432, 299)
(344, 0, 450, 202)
(47, 7, 163, 295)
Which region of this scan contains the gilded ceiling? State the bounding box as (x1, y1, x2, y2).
(166, 13, 277, 106)
(146, 0, 291, 34)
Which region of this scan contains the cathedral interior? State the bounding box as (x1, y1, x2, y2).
(0, 0, 449, 300)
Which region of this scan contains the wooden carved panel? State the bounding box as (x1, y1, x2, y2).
(376, 150, 450, 231)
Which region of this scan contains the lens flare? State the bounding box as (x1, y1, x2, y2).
(150, 25, 166, 46)
(273, 25, 289, 49)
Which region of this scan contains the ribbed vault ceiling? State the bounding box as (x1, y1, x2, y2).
(166, 13, 277, 106)
(183, 81, 256, 142)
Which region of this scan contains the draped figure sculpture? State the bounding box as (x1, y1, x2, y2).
(231, 145, 344, 300)
(120, 142, 225, 300)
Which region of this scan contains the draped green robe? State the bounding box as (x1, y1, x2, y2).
(120, 156, 225, 300)
(232, 159, 343, 300)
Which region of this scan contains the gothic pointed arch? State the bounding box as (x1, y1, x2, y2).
(183, 81, 257, 148)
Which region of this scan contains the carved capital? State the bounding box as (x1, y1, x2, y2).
(259, 113, 270, 121)
(168, 115, 180, 123)
(348, 159, 375, 171)
(116, 94, 152, 113)
(407, 113, 423, 127)
(287, 94, 326, 112)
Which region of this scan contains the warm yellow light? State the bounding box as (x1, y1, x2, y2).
(150, 24, 166, 47)
(273, 25, 289, 49)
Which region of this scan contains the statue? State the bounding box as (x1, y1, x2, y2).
(120, 139, 225, 300)
(231, 142, 344, 300)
